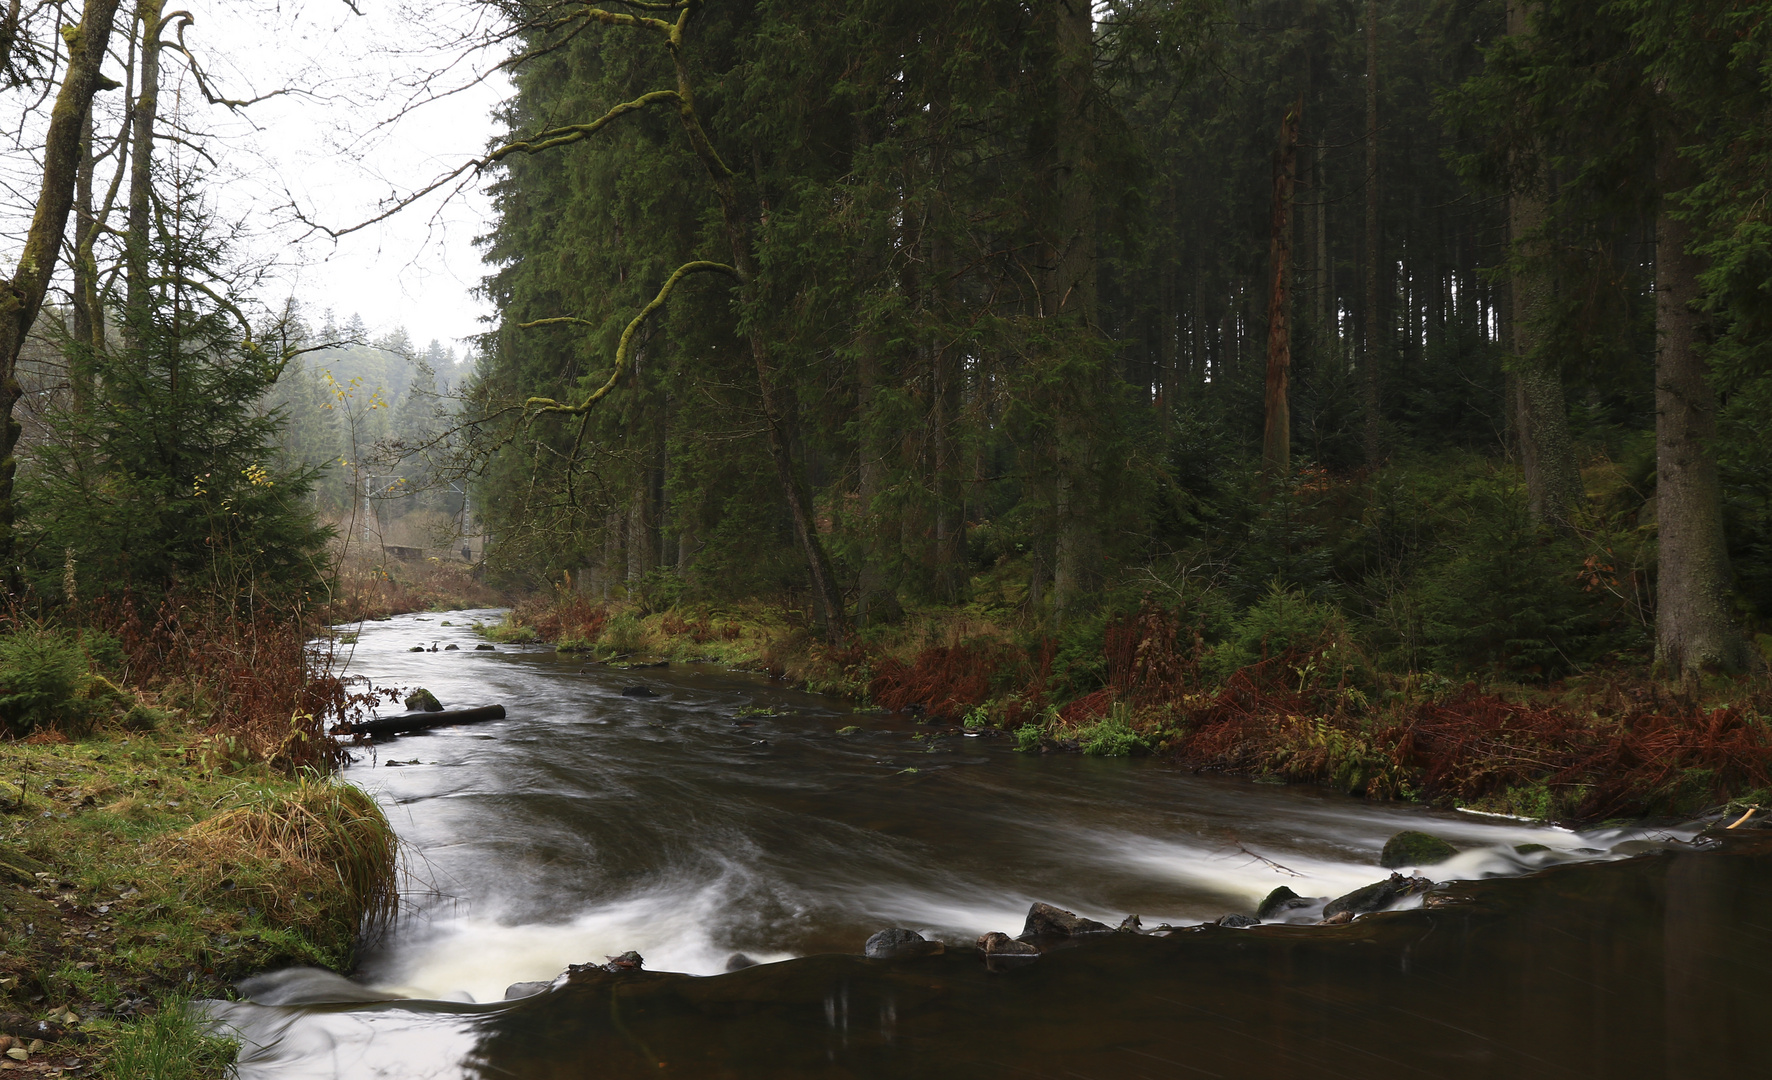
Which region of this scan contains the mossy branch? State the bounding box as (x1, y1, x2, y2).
(521, 260, 737, 419)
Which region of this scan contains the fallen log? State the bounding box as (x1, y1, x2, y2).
(339, 705, 507, 738)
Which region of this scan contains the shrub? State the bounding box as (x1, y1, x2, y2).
(1014, 722, 1046, 753)
(599, 611, 649, 655)
(1077, 707, 1146, 757)
(1205, 582, 1350, 682)
(0, 625, 93, 736)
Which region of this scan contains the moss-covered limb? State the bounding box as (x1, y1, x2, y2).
(0, 725, 396, 1077)
(518, 261, 739, 419)
(485, 88, 681, 162)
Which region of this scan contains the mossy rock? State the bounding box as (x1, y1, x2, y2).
(1514, 843, 1550, 855)
(1379, 830, 1459, 869)
(404, 688, 443, 712)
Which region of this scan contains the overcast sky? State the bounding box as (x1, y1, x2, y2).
(5, 0, 513, 358)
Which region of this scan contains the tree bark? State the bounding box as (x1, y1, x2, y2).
(124, 0, 164, 332)
(1043, 0, 1100, 622)
(1505, 0, 1583, 526)
(1263, 95, 1301, 476)
(1653, 143, 1748, 677)
(1361, 0, 1382, 467)
(71, 102, 98, 410)
(0, 0, 123, 573)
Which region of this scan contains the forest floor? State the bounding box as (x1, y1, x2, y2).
(321, 554, 508, 624)
(0, 719, 396, 1078)
(487, 588, 1772, 827)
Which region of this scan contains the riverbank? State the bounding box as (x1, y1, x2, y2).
(0, 722, 396, 1078)
(485, 592, 1772, 824)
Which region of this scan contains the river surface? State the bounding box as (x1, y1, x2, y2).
(206, 610, 1772, 1078)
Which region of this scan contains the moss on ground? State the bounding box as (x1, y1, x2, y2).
(0, 722, 395, 1078)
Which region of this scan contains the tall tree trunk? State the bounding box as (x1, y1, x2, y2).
(0, 0, 123, 574)
(124, 0, 164, 333)
(1040, 0, 1100, 622)
(1361, 0, 1382, 466)
(71, 102, 98, 410)
(1263, 95, 1301, 476)
(1315, 141, 1330, 333)
(1505, 0, 1583, 525)
(1653, 142, 1748, 677)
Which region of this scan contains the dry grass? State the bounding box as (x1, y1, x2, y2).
(163, 777, 399, 940)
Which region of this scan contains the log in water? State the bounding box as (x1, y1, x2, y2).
(342, 704, 506, 737)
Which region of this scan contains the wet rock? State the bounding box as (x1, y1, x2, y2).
(724, 953, 758, 972)
(1514, 843, 1550, 855)
(603, 951, 644, 972)
(475, 644, 496, 651)
(1217, 913, 1260, 928)
(1118, 914, 1143, 933)
(1321, 910, 1354, 925)
(864, 928, 944, 959)
(976, 932, 1039, 956)
(444, 644, 460, 651)
(407, 646, 425, 653)
(1380, 830, 1459, 869)
(404, 688, 444, 713)
(1019, 901, 1113, 939)
(1323, 873, 1434, 920)
(1256, 886, 1315, 920)
(503, 981, 551, 1000)
(622, 685, 659, 698)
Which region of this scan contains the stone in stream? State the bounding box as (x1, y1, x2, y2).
(622, 685, 659, 698)
(1514, 843, 1550, 855)
(1019, 901, 1113, 940)
(444, 644, 460, 651)
(864, 928, 944, 959)
(724, 953, 758, 972)
(1216, 913, 1260, 928)
(1380, 830, 1460, 869)
(476, 644, 496, 651)
(404, 688, 444, 713)
(503, 981, 551, 1000)
(1257, 886, 1315, 920)
(975, 932, 1039, 957)
(408, 646, 425, 653)
(1118, 914, 1143, 933)
(1322, 873, 1434, 920)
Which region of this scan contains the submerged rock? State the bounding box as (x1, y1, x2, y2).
(1514, 843, 1550, 855)
(1019, 901, 1113, 939)
(724, 953, 758, 972)
(1217, 913, 1260, 928)
(407, 646, 425, 653)
(1257, 886, 1315, 920)
(404, 688, 444, 713)
(503, 981, 551, 1000)
(475, 644, 496, 651)
(864, 928, 943, 959)
(1323, 873, 1434, 920)
(976, 932, 1039, 956)
(1380, 831, 1460, 869)
(444, 644, 460, 651)
(622, 685, 659, 698)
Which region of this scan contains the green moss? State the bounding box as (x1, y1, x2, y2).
(1379, 830, 1459, 869)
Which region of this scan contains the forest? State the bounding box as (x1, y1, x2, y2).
(0, 0, 1769, 1074)
(466, 0, 1770, 690)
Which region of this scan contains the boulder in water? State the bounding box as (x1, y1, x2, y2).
(1217, 913, 1260, 928)
(475, 643, 496, 651)
(622, 685, 659, 698)
(408, 646, 425, 653)
(1323, 873, 1434, 920)
(976, 931, 1039, 956)
(1380, 830, 1459, 869)
(1118, 914, 1143, 933)
(404, 688, 444, 713)
(503, 981, 550, 1000)
(1019, 901, 1113, 939)
(724, 953, 758, 972)
(603, 951, 644, 972)
(864, 928, 943, 959)
(444, 644, 460, 651)
(1257, 886, 1314, 920)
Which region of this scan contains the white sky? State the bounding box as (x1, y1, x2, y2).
(6, 0, 513, 356)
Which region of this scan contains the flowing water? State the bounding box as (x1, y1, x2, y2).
(206, 611, 1772, 1079)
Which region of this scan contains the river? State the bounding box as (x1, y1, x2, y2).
(205, 610, 1772, 1078)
